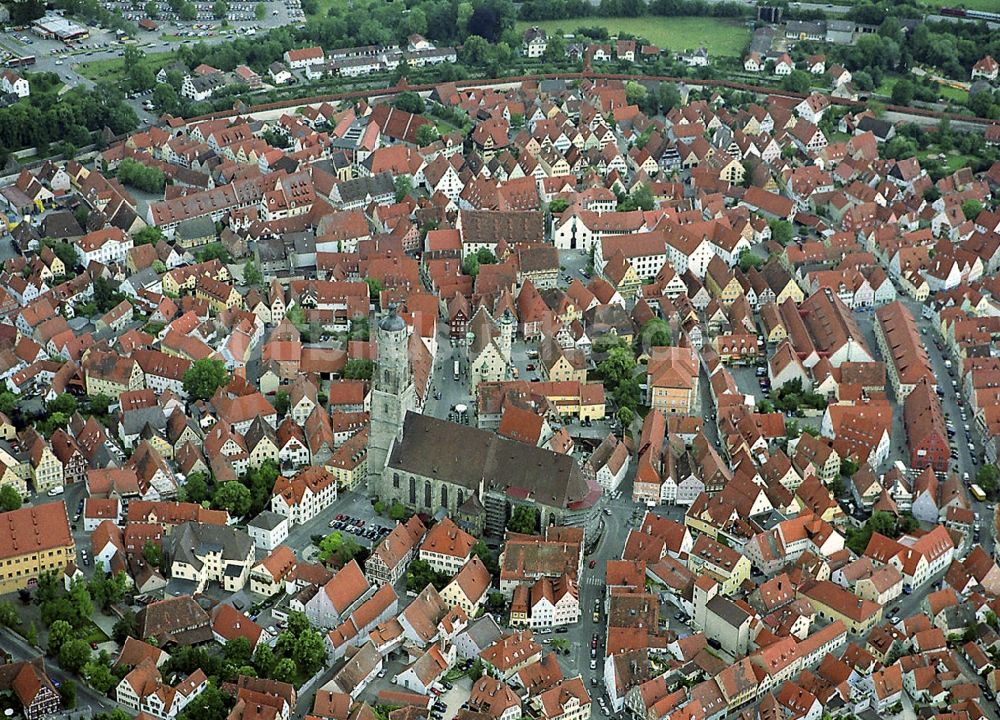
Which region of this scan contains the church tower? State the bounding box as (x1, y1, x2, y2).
(498, 309, 514, 364)
(368, 305, 417, 498)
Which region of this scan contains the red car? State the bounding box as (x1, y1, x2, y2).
(589, 559, 596, 569)
(526, 363, 535, 371)
(335, 514, 344, 521)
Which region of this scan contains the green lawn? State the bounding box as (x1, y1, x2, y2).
(515, 16, 751, 57)
(307, 0, 347, 15)
(920, 0, 1000, 11)
(938, 84, 968, 103)
(916, 150, 975, 172)
(76, 50, 176, 84)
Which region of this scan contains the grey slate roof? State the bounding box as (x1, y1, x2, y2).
(170, 521, 253, 573)
(387, 411, 595, 510)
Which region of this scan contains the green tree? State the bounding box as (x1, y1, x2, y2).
(415, 124, 440, 146)
(625, 80, 646, 104)
(254, 2, 266, 19)
(780, 70, 811, 94)
(293, 630, 326, 676)
(252, 642, 276, 677)
(0, 485, 22, 512)
(366, 278, 384, 301)
(891, 79, 914, 106)
(509, 506, 539, 534)
(141, 540, 162, 568)
(286, 611, 310, 638)
(406, 558, 450, 594)
(69, 578, 94, 623)
(738, 251, 763, 272)
(243, 260, 263, 286)
(0, 600, 18, 628)
(194, 243, 231, 264)
(176, 682, 228, 720)
(472, 540, 499, 576)
(48, 620, 75, 656)
(394, 91, 425, 114)
(462, 254, 481, 277)
(598, 341, 636, 388)
(394, 175, 413, 203)
(244, 459, 280, 516)
(213, 481, 252, 517)
(0, 391, 16, 416)
(840, 458, 860, 478)
(83, 660, 117, 693)
(317, 531, 363, 566)
(769, 219, 793, 246)
(112, 610, 137, 645)
(145, 0, 159, 17)
(183, 358, 229, 401)
(116, 158, 166, 193)
(549, 198, 570, 215)
(183, 471, 211, 504)
(271, 657, 297, 684)
(133, 227, 165, 247)
(641, 318, 672, 349)
(343, 359, 374, 380)
(977, 465, 1000, 495)
(962, 199, 983, 221)
(273, 390, 290, 417)
(469, 658, 484, 681)
(59, 679, 77, 709)
(617, 405, 635, 429)
(179, 1, 197, 20)
(224, 636, 253, 666)
(48, 393, 77, 416)
(58, 639, 91, 673)
(93, 276, 126, 314)
(89, 571, 130, 611)
(388, 500, 411, 522)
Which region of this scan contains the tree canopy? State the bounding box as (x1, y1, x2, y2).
(183, 358, 230, 401)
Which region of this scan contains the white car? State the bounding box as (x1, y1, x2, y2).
(590, 659, 597, 669)
(47, 485, 64, 496)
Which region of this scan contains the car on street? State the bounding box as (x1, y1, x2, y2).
(589, 559, 596, 568)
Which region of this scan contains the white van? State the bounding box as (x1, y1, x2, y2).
(47, 485, 64, 496)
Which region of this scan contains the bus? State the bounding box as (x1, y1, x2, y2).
(453, 359, 459, 381)
(6, 55, 35, 68)
(971, 484, 986, 502)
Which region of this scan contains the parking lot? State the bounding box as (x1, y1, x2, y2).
(99, 0, 303, 26)
(0, 1, 300, 129)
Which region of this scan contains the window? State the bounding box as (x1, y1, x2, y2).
(424, 480, 431, 508)
(393, 473, 400, 489)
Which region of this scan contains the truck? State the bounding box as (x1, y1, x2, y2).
(453, 359, 459, 381)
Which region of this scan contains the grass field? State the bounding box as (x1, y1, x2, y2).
(515, 16, 751, 57)
(76, 50, 176, 84)
(920, 0, 1000, 11)
(917, 150, 975, 171)
(307, 0, 346, 15)
(938, 84, 968, 103)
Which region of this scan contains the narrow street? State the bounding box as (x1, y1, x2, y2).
(1, 626, 116, 713)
